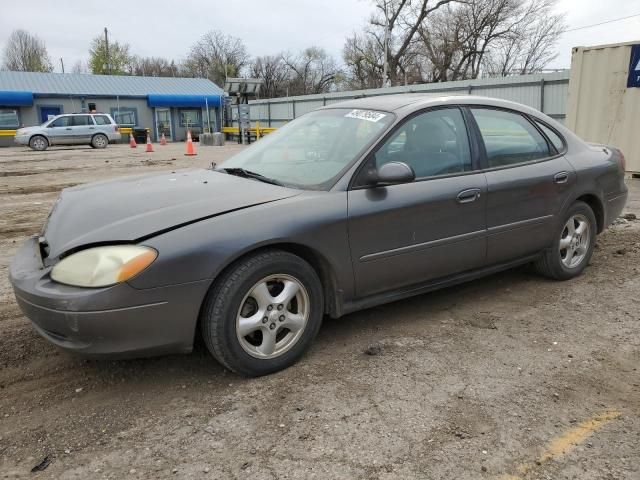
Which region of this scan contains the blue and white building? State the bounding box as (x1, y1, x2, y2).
(0, 71, 224, 146)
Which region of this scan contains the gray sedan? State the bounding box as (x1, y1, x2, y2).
(10, 96, 628, 376)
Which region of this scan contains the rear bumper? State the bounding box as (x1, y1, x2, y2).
(9, 237, 210, 357)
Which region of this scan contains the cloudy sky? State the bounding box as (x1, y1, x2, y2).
(0, 0, 638, 73)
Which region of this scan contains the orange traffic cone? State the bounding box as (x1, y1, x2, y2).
(145, 133, 154, 153)
(184, 130, 197, 156)
(129, 133, 137, 148)
(160, 132, 167, 146)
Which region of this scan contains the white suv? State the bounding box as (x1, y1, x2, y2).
(15, 113, 122, 151)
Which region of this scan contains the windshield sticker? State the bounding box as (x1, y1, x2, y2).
(345, 109, 386, 123)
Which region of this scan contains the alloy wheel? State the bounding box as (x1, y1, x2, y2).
(559, 214, 591, 268)
(236, 274, 310, 359)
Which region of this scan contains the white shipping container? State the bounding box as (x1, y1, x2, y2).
(566, 41, 640, 173)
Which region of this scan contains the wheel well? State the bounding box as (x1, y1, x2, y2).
(576, 194, 604, 233)
(193, 243, 342, 347)
(30, 134, 48, 144)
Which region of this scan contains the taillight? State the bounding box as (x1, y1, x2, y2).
(114, 125, 119, 133)
(617, 149, 626, 171)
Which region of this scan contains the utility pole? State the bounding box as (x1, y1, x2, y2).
(104, 27, 110, 74)
(382, 1, 390, 88)
(60, 58, 65, 74)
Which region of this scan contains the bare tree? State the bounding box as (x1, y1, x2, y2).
(369, 0, 458, 85)
(345, 0, 565, 86)
(129, 56, 179, 77)
(282, 47, 340, 95)
(250, 55, 289, 98)
(483, 0, 565, 76)
(2, 29, 53, 72)
(182, 31, 249, 86)
(342, 33, 385, 89)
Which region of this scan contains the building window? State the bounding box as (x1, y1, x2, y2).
(111, 108, 138, 127)
(179, 109, 202, 127)
(0, 108, 19, 129)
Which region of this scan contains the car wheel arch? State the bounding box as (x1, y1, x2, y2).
(192, 242, 342, 349)
(209, 243, 340, 315)
(30, 134, 49, 145)
(575, 193, 604, 233)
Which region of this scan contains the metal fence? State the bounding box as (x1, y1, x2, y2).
(235, 71, 570, 128)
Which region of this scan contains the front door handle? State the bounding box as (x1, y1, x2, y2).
(456, 188, 481, 204)
(65, 127, 72, 130)
(554, 171, 569, 184)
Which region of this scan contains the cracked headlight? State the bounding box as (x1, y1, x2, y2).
(51, 245, 157, 288)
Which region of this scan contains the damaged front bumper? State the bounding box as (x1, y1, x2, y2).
(9, 236, 210, 357)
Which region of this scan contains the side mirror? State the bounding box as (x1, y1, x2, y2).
(376, 161, 415, 185)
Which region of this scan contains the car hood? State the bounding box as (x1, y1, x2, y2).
(43, 169, 300, 259)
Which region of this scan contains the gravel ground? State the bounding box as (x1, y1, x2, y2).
(0, 144, 639, 479)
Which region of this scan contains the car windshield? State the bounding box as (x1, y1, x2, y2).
(219, 108, 394, 189)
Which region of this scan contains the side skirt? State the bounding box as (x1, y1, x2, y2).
(336, 254, 541, 317)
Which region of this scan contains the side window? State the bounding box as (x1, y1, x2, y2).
(49, 116, 71, 127)
(72, 115, 94, 126)
(93, 115, 111, 125)
(375, 108, 472, 178)
(534, 120, 565, 153)
(471, 108, 550, 167)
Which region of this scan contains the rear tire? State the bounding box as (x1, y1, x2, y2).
(91, 134, 108, 149)
(200, 250, 323, 377)
(534, 201, 596, 280)
(29, 135, 48, 151)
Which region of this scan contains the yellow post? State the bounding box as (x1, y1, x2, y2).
(256, 121, 261, 140)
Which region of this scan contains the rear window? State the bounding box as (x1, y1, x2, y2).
(535, 120, 565, 153)
(93, 115, 112, 125)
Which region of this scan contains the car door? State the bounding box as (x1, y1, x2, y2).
(468, 107, 575, 265)
(70, 114, 95, 144)
(347, 107, 487, 298)
(46, 116, 73, 145)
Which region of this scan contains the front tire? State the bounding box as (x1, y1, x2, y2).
(200, 250, 324, 377)
(534, 201, 596, 280)
(29, 135, 48, 151)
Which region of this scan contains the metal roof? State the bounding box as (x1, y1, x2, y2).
(0, 71, 224, 97)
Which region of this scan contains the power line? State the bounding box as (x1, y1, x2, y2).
(563, 12, 640, 33)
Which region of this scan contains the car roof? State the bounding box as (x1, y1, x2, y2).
(322, 94, 546, 118)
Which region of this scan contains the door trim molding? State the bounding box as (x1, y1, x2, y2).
(487, 214, 554, 236)
(360, 229, 486, 263)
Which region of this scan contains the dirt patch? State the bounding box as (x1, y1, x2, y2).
(1, 183, 79, 195)
(0, 144, 638, 479)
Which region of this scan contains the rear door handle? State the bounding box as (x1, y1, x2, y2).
(456, 188, 481, 204)
(554, 171, 569, 184)
(65, 128, 72, 130)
